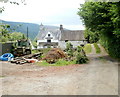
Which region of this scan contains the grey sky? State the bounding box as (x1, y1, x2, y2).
(0, 0, 85, 30)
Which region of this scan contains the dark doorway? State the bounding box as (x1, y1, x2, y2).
(47, 40, 51, 43)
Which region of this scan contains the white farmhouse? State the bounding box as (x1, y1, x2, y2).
(37, 24, 86, 49)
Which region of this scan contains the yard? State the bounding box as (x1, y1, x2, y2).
(0, 44, 118, 95)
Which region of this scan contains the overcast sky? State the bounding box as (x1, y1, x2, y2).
(0, 0, 85, 30)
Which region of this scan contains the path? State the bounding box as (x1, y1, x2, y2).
(0, 45, 118, 95)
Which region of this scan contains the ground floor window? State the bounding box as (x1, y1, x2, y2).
(47, 40, 51, 43)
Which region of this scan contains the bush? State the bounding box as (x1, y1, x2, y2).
(66, 42, 73, 57)
(76, 53, 88, 64)
(77, 46, 82, 52)
(66, 42, 73, 51)
(75, 46, 88, 64)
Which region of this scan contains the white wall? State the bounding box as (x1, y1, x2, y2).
(58, 41, 87, 49)
(37, 39, 59, 49)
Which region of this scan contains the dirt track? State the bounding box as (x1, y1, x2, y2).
(0, 45, 118, 95)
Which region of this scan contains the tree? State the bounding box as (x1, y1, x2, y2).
(78, 2, 120, 58)
(9, 32, 26, 41)
(84, 28, 100, 43)
(0, 0, 26, 13)
(0, 24, 10, 37)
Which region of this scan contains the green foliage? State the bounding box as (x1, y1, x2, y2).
(0, 23, 10, 37)
(9, 32, 27, 41)
(84, 28, 100, 43)
(75, 46, 88, 64)
(77, 46, 82, 52)
(38, 60, 49, 66)
(93, 43, 101, 53)
(55, 59, 76, 66)
(0, 36, 8, 42)
(83, 44, 92, 54)
(76, 53, 88, 64)
(39, 48, 51, 54)
(78, 2, 120, 58)
(66, 42, 73, 57)
(38, 59, 76, 66)
(32, 38, 37, 48)
(0, 23, 27, 42)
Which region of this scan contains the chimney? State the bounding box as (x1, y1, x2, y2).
(60, 24, 63, 30)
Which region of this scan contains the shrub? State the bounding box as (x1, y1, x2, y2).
(75, 46, 88, 64)
(66, 42, 73, 51)
(76, 53, 88, 64)
(66, 42, 73, 57)
(77, 46, 82, 52)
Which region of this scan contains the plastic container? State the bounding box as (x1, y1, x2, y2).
(0, 53, 14, 61)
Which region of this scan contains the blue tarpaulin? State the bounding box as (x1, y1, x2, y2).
(0, 53, 14, 61)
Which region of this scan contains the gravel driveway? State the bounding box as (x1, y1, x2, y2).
(0, 45, 118, 95)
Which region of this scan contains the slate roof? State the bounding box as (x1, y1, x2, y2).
(37, 25, 85, 41)
(37, 25, 61, 40)
(60, 30, 85, 41)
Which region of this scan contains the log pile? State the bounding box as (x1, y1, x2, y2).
(11, 52, 42, 64)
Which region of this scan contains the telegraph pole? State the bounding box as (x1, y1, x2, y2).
(27, 26, 28, 40)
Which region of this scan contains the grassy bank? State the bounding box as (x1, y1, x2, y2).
(93, 43, 101, 53)
(84, 44, 92, 54)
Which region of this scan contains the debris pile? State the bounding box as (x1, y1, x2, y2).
(43, 48, 66, 64)
(11, 52, 42, 64)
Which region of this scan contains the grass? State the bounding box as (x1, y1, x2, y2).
(32, 48, 51, 54)
(93, 43, 101, 53)
(83, 44, 92, 54)
(37, 59, 76, 66)
(0, 75, 5, 78)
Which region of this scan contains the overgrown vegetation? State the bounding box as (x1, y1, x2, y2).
(0, 23, 27, 42)
(75, 46, 88, 64)
(93, 43, 101, 53)
(83, 44, 92, 54)
(78, 2, 120, 58)
(37, 43, 88, 66)
(66, 42, 73, 57)
(65, 42, 88, 64)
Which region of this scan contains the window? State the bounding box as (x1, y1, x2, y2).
(65, 40, 68, 42)
(47, 40, 51, 43)
(48, 34, 50, 36)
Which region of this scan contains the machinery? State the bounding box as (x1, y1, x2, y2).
(13, 39, 32, 56)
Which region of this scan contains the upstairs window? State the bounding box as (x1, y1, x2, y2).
(48, 34, 51, 36)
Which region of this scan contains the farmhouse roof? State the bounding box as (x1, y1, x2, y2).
(37, 25, 61, 40)
(37, 24, 85, 41)
(60, 30, 85, 41)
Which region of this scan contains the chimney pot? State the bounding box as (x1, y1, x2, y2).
(60, 24, 63, 30)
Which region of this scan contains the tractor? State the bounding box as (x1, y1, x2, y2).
(13, 39, 32, 56)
